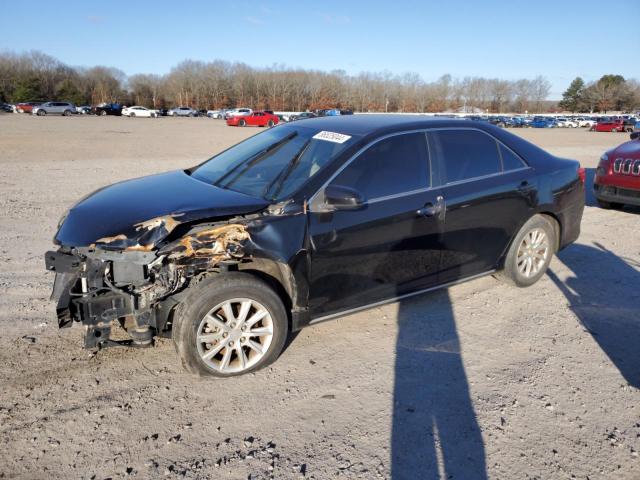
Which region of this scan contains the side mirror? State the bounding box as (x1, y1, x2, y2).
(324, 185, 366, 210)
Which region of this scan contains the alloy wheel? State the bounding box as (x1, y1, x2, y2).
(196, 298, 274, 374)
(516, 228, 549, 278)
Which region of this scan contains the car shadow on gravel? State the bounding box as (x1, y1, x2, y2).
(392, 289, 487, 479)
(549, 242, 640, 388)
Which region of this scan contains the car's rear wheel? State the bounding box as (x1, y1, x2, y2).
(63, 109, 72, 116)
(497, 215, 555, 288)
(37, 110, 46, 116)
(239, 119, 246, 127)
(173, 273, 288, 377)
(596, 199, 623, 209)
(100, 110, 107, 116)
(130, 112, 135, 117)
(267, 119, 274, 127)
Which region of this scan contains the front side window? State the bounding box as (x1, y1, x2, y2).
(329, 132, 429, 200)
(429, 129, 501, 183)
(192, 125, 358, 201)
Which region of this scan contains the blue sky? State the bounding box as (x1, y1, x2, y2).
(3, 0, 639, 99)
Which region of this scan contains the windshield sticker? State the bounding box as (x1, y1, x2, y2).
(312, 131, 352, 144)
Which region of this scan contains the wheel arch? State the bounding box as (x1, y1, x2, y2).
(498, 210, 562, 269)
(535, 211, 561, 251)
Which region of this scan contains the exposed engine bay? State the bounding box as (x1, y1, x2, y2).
(45, 218, 252, 348)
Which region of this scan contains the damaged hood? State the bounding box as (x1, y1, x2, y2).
(55, 170, 269, 249)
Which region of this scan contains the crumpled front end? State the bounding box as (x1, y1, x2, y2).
(45, 221, 251, 348)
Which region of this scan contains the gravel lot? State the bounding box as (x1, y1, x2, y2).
(0, 114, 638, 479)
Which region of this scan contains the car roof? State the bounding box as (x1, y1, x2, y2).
(296, 114, 496, 136)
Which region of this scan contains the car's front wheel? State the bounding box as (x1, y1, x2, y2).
(173, 273, 288, 377)
(497, 214, 556, 287)
(238, 119, 246, 127)
(37, 109, 46, 116)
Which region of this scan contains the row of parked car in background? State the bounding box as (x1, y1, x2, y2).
(465, 114, 638, 131)
(2, 100, 637, 133)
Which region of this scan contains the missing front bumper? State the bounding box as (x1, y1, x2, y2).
(45, 250, 152, 348)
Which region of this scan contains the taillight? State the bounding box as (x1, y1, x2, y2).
(577, 167, 586, 184)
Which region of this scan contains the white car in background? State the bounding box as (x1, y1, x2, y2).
(224, 108, 252, 119)
(207, 109, 224, 119)
(575, 117, 596, 128)
(555, 117, 578, 128)
(122, 106, 157, 118)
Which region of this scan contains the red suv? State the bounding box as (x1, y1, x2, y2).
(594, 137, 640, 208)
(591, 119, 633, 133)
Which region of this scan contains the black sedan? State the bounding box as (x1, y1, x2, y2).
(45, 116, 585, 377)
(289, 111, 318, 121)
(92, 103, 122, 116)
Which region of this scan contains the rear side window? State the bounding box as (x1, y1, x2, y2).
(330, 132, 429, 200)
(500, 144, 527, 171)
(430, 129, 501, 183)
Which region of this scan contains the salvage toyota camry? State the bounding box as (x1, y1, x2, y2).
(45, 116, 585, 377)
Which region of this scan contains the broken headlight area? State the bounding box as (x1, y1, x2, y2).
(44, 222, 251, 349)
(45, 248, 184, 348)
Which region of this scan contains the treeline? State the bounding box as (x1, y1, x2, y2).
(559, 75, 640, 113)
(1, 50, 638, 113)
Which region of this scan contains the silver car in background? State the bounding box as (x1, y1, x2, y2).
(32, 102, 76, 116)
(224, 107, 252, 119)
(168, 106, 197, 117)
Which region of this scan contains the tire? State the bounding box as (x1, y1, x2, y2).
(100, 110, 107, 116)
(130, 112, 135, 117)
(596, 199, 623, 209)
(612, 128, 618, 133)
(238, 119, 246, 127)
(497, 214, 556, 288)
(172, 273, 289, 377)
(37, 110, 46, 116)
(63, 110, 72, 116)
(267, 120, 274, 127)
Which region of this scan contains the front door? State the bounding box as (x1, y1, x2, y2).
(308, 132, 444, 318)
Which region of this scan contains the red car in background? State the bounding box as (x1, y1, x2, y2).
(226, 111, 279, 127)
(594, 136, 640, 208)
(591, 119, 634, 133)
(15, 102, 41, 113)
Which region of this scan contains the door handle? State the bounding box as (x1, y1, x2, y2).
(417, 204, 439, 217)
(517, 180, 535, 194)
(416, 195, 445, 218)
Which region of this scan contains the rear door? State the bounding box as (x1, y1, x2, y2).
(308, 131, 444, 318)
(428, 128, 537, 283)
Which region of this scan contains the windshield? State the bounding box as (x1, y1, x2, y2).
(191, 125, 358, 201)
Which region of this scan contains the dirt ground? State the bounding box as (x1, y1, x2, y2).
(0, 114, 638, 480)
